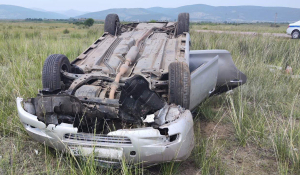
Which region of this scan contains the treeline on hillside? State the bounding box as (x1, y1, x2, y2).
(23, 18, 103, 24)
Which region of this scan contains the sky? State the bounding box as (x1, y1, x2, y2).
(1, 0, 299, 12)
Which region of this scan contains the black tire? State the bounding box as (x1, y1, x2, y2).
(42, 54, 71, 92)
(292, 30, 300, 39)
(104, 14, 120, 35)
(177, 13, 189, 36)
(168, 62, 191, 109)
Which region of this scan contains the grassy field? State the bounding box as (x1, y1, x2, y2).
(0, 22, 300, 174)
(191, 23, 289, 33)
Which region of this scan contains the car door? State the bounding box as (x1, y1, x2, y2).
(189, 54, 218, 110)
(189, 50, 247, 110)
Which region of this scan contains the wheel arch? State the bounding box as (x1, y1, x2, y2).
(292, 29, 300, 33)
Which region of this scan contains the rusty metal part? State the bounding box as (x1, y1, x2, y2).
(74, 85, 102, 97)
(77, 97, 120, 107)
(33, 95, 119, 126)
(109, 32, 149, 99)
(109, 60, 130, 99)
(61, 71, 83, 80)
(135, 28, 155, 48)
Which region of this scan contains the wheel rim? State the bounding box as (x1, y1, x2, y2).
(292, 31, 299, 39)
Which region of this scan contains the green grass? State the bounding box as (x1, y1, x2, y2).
(1, 22, 300, 174)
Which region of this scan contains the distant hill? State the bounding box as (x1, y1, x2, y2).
(76, 8, 170, 21)
(1, 4, 300, 22)
(0, 5, 68, 19)
(77, 4, 300, 22)
(54, 9, 90, 18)
(30, 7, 48, 12)
(30, 8, 89, 18)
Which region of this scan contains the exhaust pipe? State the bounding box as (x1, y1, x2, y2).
(109, 28, 154, 99)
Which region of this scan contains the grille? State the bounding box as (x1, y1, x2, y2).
(64, 133, 132, 144)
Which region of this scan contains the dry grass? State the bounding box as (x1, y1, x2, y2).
(191, 23, 288, 33)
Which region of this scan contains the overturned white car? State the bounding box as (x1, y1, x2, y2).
(16, 13, 246, 167)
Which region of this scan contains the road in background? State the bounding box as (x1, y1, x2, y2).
(195, 30, 290, 38)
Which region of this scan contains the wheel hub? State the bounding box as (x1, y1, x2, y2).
(293, 31, 299, 39)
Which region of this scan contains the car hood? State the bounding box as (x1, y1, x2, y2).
(289, 21, 300, 26)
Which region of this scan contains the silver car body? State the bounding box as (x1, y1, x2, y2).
(17, 98, 194, 166)
(16, 21, 246, 166)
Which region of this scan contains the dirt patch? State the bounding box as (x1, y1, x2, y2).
(178, 159, 199, 175)
(200, 121, 234, 139)
(222, 145, 278, 175)
(199, 121, 278, 175)
(146, 158, 199, 175)
(195, 30, 290, 38)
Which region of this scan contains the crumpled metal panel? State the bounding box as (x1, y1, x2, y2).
(119, 75, 165, 122)
(17, 97, 194, 166)
(189, 50, 247, 95)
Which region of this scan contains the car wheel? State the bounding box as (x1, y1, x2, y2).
(104, 14, 120, 35)
(168, 62, 191, 109)
(42, 54, 71, 92)
(177, 13, 189, 36)
(292, 30, 300, 39)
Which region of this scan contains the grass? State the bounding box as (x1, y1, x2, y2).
(191, 23, 288, 33)
(0, 21, 300, 174)
(190, 26, 300, 174)
(63, 28, 70, 34)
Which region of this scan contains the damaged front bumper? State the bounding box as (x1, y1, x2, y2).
(16, 97, 194, 166)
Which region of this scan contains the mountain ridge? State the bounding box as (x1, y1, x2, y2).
(54, 9, 90, 18)
(1, 4, 300, 22)
(0, 5, 68, 19)
(77, 4, 300, 22)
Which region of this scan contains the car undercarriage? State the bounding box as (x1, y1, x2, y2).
(16, 13, 246, 167)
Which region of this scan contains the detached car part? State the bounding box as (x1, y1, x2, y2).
(17, 13, 246, 167)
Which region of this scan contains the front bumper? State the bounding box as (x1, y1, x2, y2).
(287, 27, 293, 35)
(16, 97, 194, 166)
